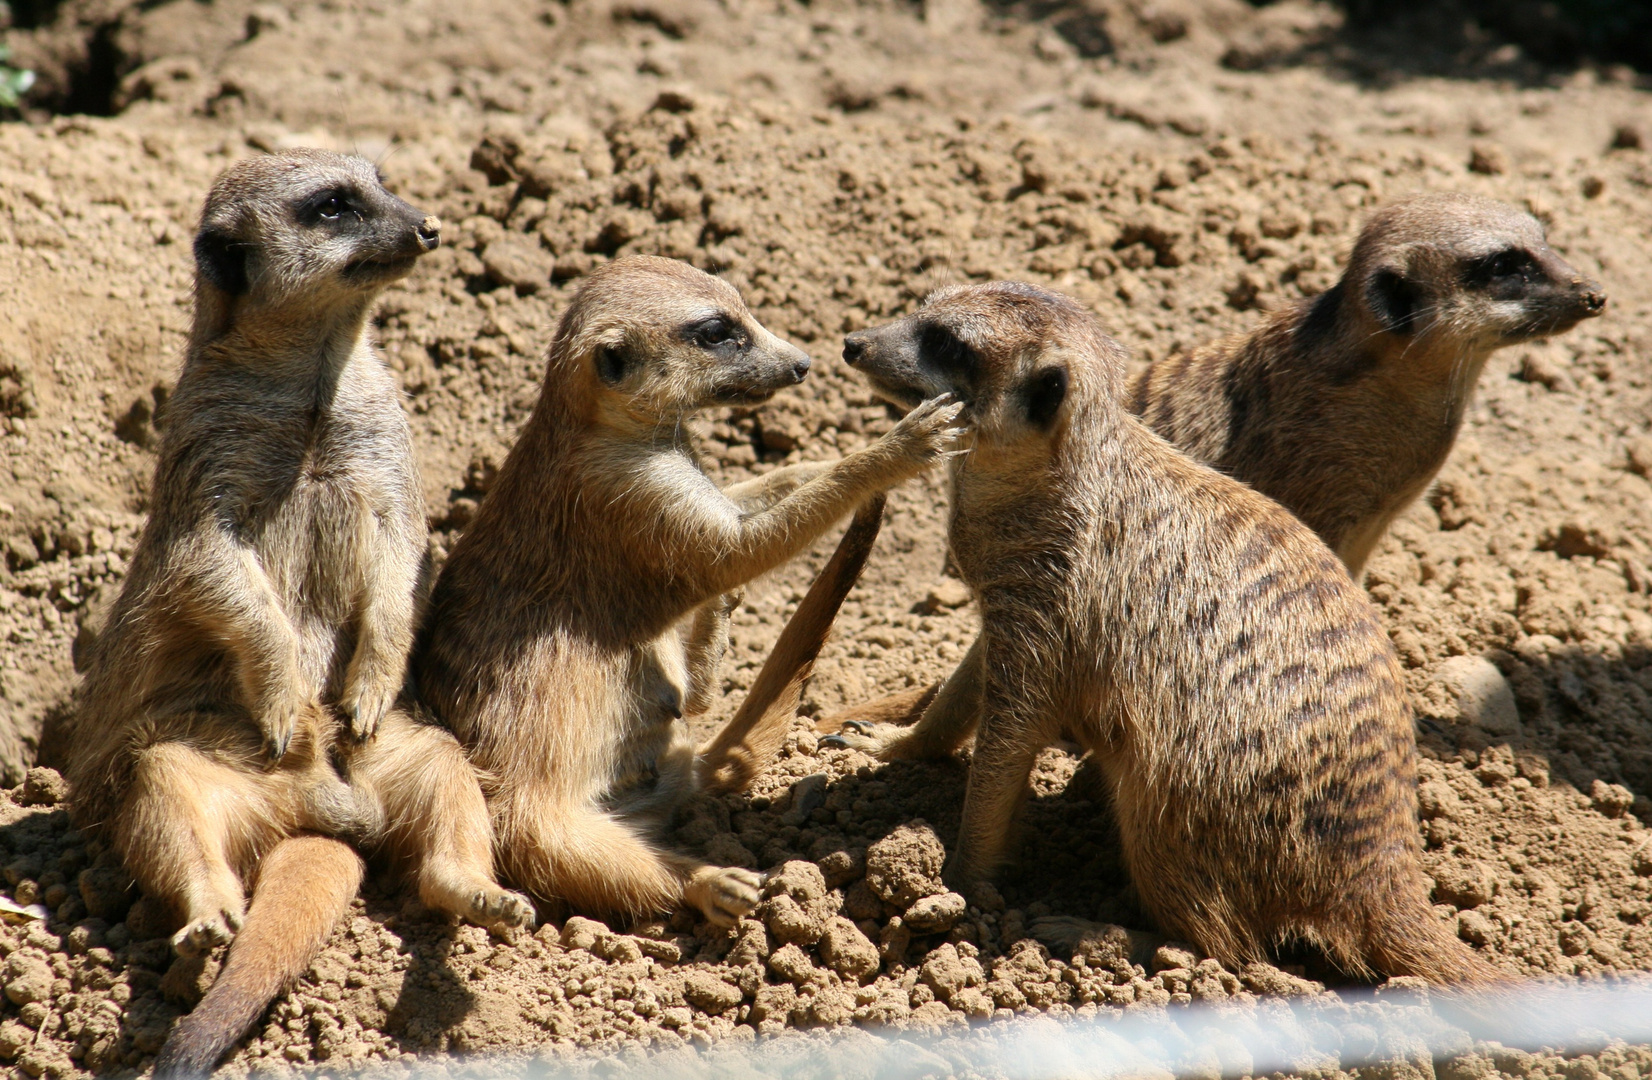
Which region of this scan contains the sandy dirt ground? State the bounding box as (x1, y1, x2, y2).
(3, 0, 1652, 1075)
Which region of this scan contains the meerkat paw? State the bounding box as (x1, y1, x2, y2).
(686, 866, 763, 927)
(820, 719, 921, 760)
(339, 676, 396, 741)
(257, 689, 307, 762)
(468, 887, 537, 932)
(885, 394, 967, 469)
(172, 909, 243, 958)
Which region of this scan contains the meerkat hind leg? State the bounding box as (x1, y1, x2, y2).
(823, 632, 985, 761)
(350, 711, 536, 930)
(121, 742, 277, 957)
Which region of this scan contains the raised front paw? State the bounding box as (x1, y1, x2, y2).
(172, 908, 243, 958)
(884, 394, 967, 470)
(686, 865, 763, 927)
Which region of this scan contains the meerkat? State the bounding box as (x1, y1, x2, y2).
(412, 255, 962, 926)
(828, 281, 1497, 984)
(823, 192, 1610, 736)
(1133, 191, 1606, 577)
(65, 150, 528, 1080)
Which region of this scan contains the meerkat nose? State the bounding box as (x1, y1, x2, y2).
(791, 354, 812, 382)
(842, 335, 868, 366)
(1579, 284, 1607, 314)
(415, 216, 442, 252)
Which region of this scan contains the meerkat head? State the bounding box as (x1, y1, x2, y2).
(843, 281, 1124, 445)
(193, 149, 440, 318)
(546, 256, 812, 425)
(1337, 192, 1605, 353)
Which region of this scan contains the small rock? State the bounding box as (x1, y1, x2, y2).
(903, 891, 966, 934)
(1468, 143, 1506, 175)
(682, 970, 744, 1013)
(1518, 352, 1570, 391)
(1434, 656, 1521, 736)
(2, 953, 51, 1005)
(1457, 909, 1495, 946)
(560, 915, 609, 952)
(842, 879, 885, 921)
(819, 917, 880, 982)
(1417, 780, 1461, 821)
(748, 982, 797, 1025)
(919, 942, 985, 1003)
(159, 953, 219, 1008)
(0, 1020, 29, 1062)
(816, 847, 866, 888)
(1432, 861, 1495, 909)
(766, 942, 819, 985)
(920, 579, 971, 613)
(780, 773, 828, 827)
(726, 917, 773, 967)
(1610, 123, 1644, 151)
(1152, 943, 1198, 972)
(1591, 779, 1635, 819)
(19, 768, 66, 807)
(865, 821, 947, 907)
(480, 236, 554, 294)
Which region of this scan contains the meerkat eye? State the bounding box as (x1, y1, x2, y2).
(685, 316, 742, 349)
(1465, 249, 1538, 290)
(300, 189, 361, 226)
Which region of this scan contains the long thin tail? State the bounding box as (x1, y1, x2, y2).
(1363, 892, 1502, 987)
(154, 836, 364, 1079)
(697, 495, 885, 792)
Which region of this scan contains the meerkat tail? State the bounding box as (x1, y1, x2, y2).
(698, 495, 886, 792)
(815, 683, 938, 735)
(154, 836, 363, 1080)
(1361, 892, 1502, 986)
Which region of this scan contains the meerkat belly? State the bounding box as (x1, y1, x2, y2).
(606, 634, 695, 812)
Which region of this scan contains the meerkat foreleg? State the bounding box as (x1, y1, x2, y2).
(497, 795, 761, 926)
(348, 710, 536, 930)
(176, 531, 309, 760)
(695, 396, 962, 597)
(721, 461, 834, 512)
(682, 590, 742, 716)
(943, 683, 1045, 892)
(339, 519, 421, 741)
(825, 633, 986, 759)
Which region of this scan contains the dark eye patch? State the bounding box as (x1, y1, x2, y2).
(916, 322, 979, 376)
(1463, 248, 1540, 291)
(682, 315, 747, 350)
(298, 187, 363, 226)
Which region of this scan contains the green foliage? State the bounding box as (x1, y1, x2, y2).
(0, 45, 35, 110)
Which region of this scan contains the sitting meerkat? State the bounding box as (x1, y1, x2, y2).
(1134, 191, 1606, 577)
(65, 150, 529, 1080)
(413, 255, 962, 926)
(824, 191, 1608, 734)
(830, 281, 1497, 984)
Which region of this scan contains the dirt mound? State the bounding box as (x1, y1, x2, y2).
(3, 0, 1652, 1074)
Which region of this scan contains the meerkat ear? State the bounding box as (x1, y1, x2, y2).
(193, 225, 249, 296)
(1022, 364, 1069, 430)
(595, 342, 634, 386)
(1367, 268, 1420, 335)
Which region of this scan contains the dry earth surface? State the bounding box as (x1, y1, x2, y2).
(3, 0, 1652, 1076)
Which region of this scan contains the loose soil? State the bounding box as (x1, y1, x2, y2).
(2, 0, 1652, 1076)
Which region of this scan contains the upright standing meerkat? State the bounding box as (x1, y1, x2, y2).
(830, 281, 1497, 984)
(824, 192, 1609, 734)
(65, 150, 528, 1080)
(413, 255, 962, 926)
(1133, 191, 1606, 577)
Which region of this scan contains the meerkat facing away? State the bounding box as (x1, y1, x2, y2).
(413, 255, 962, 926)
(822, 191, 1609, 736)
(830, 281, 1497, 984)
(64, 150, 529, 1080)
(1133, 191, 1605, 577)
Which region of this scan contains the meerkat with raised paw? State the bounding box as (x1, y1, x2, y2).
(830, 281, 1498, 984)
(65, 150, 528, 1080)
(413, 255, 961, 927)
